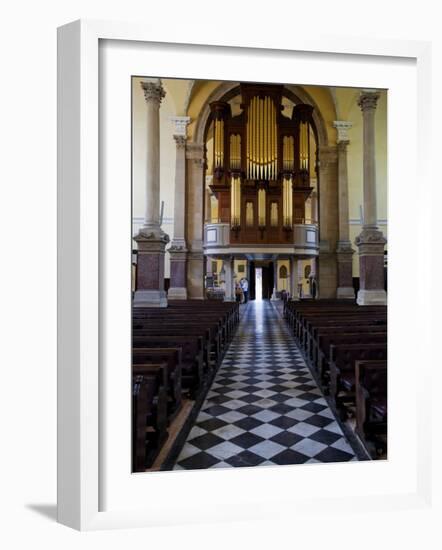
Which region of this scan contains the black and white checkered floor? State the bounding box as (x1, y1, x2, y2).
(174, 300, 358, 470)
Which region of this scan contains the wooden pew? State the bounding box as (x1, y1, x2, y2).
(315, 332, 387, 387)
(132, 335, 205, 397)
(355, 360, 387, 457)
(132, 347, 183, 419)
(132, 364, 168, 472)
(308, 324, 387, 366)
(329, 343, 388, 419)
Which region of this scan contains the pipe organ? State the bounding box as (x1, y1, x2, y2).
(208, 83, 316, 243)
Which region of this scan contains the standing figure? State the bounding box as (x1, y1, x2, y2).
(240, 277, 249, 303)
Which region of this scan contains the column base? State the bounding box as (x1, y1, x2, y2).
(167, 287, 188, 300)
(337, 286, 356, 299)
(271, 287, 279, 301)
(133, 289, 168, 308)
(356, 289, 387, 306)
(290, 296, 300, 302)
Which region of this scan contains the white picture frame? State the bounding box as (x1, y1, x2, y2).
(57, 19, 434, 531)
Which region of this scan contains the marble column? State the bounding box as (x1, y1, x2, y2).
(133, 80, 169, 308)
(334, 121, 355, 300)
(168, 116, 191, 300)
(290, 256, 299, 301)
(223, 257, 235, 301)
(355, 91, 387, 306)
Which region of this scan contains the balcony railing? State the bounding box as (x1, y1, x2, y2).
(203, 221, 319, 254)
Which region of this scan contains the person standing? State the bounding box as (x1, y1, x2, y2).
(240, 277, 249, 303)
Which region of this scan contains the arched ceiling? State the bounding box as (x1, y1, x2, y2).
(161, 78, 364, 145)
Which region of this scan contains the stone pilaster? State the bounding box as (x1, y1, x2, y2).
(318, 145, 339, 298)
(356, 91, 387, 305)
(134, 80, 169, 308)
(168, 117, 191, 300)
(334, 121, 355, 299)
(186, 142, 206, 299)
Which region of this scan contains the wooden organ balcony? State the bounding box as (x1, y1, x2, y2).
(203, 83, 319, 257)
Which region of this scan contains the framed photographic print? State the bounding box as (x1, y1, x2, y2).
(57, 19, 433, 531)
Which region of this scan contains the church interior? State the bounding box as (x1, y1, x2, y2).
(131, 77, 388, 472)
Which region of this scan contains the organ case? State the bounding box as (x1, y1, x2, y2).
(208, 83, 317, 244)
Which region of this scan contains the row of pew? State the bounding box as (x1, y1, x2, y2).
(132, 300, 240, 472)
(283, 299, 387, 458)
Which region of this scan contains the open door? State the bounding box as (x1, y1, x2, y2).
(249, 261, 256, 300)
(261, 262, 274, 300)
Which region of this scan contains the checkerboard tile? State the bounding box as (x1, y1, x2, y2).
(174, 301, 357, 470)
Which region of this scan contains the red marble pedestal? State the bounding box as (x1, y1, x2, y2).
(133, 230, 169, 307)
(355, 228, 387, 306)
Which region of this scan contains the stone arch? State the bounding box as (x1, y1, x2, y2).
(187, 80, 339, 299)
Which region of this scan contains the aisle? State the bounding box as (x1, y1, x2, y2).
(174, 300, 357, 469)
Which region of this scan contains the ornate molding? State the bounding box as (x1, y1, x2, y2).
(169, 243, 188, 253)
(173, 135, 187, 149)
(337, 140, 349, 153)
(355, 228, 387, 246)
(355, 228, 387, 255)
(141, 80, 166, 105)
(134, 227, 170, 246)
(170, 116, 191, 137)
(333, 120, 353, 143)
(336, 241, 355, 256)
(358, 91, 380, 112)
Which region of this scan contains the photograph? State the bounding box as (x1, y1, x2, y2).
(131, 77, 388, 472)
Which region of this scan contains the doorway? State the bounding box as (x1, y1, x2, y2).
(255, 267, 263, 301)
(253, 262, 274, 300)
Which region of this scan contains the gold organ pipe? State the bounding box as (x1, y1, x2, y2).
(259, 97, 261, 177)
(268, 97, 271, 179)
(246, 107, 249, 176)
(218, 120, 221, 167)
(252, 99, 255, 179)
(253, 99, 256, 178)
(263, 98, 266, 178)
(255, 98, 258, 179)
(265, 98, 268, 178)
(269, 100, 272, 179)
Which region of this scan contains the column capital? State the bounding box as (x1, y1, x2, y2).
(141, 80, 166, 105)
(333, 120, 353, 143)
(358, 91, 380, 112)
(170, 116, 191, 137)
(173, 135, 187, 149)
(337, 140, 350, 153)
